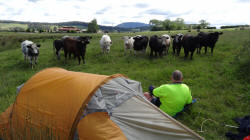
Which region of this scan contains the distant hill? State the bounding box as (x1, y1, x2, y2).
(116, 22, 150, 29)
(0, 20, 132, 32)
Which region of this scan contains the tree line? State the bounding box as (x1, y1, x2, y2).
(149, 18, 212, 31)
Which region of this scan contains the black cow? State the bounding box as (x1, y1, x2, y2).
(133, 35, 149, 55)
(63, 36, 91, 64)
(53, 39, 64, 60)
(197, 32, 223, 54)
(149, 35, 166, 57)
(182, 34, 201, 59)
(171, 33, 183, 56)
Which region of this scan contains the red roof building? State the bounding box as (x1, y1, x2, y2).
(58, 26, 80, 32)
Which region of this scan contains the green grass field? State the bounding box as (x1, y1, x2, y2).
(0, 23, 28, 30)
(0, 30, 250, 139)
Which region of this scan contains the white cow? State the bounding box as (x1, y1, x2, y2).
(122, 36, 134, 55)
(161, 34, 171, 55)
(21, 40, 41, 68)
(100, 34, 112, 54)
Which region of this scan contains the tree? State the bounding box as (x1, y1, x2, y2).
(199, 19, 210, 29)
(162, 19, 171, 31)
(149, 19, 164, 31)
(174, 18, 185, 30)
(87, 19, 99, 33)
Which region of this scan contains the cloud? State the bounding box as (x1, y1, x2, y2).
(144, 9, 180, 17)
(237, 0, 250, 2)
(120, 5, 129, 8)
(101, 20, 114, 25)
(74, 5, 80, 9)
(28, 0, 40, 3)
(134, 3, 148, 8)
(44, 13, 50, 16)
(144, 9, 170, 15)
(95, 7, 111, 15)
(6, 8, 23, 16)
(132, 15, 143, 19)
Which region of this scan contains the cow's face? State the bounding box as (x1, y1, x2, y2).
(211, 32, 223, 42)
(27, 44, 40, 56)
(80, 36, 92, 45)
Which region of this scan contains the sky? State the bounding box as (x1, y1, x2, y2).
(0, 0, 250, 27)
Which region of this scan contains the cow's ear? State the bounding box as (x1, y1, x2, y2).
(219, 32, 223, 35)
(37, 44, 41, 47)
(89, 36, 92, 39)
(171, 35, 175, 38)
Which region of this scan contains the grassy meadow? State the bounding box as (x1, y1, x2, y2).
(0, 30, 250, 139)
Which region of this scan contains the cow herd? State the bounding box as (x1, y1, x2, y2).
(21, 31, 223, 68)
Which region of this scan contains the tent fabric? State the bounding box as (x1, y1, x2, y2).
(0, 68, 204, 140)
(111, 96, 204, 140)
(1, 68, 124, 140)
(77, 112, 127, 140)
(83, 77, 142, 116)
(0, 105, 12, 140)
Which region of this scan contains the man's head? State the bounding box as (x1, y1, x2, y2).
(171, 70, 183, 83)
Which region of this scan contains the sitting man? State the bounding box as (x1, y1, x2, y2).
(144, 70, 193, 117)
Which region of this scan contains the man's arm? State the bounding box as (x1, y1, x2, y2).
(186, 89, 192, 104)
(153, 85, 168, 97)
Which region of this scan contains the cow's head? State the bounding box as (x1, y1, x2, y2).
(27, 43, 41, 56)
(211, 32, 223, 42)
(79, 36, 92, 45)
(133, 36, 143, 41)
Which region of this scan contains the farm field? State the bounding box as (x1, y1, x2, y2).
(0, 30, 250, 139)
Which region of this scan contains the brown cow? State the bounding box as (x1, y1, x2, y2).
(63, 36, 91, 64)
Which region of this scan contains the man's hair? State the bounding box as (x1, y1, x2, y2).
(172, 70, 183, 81)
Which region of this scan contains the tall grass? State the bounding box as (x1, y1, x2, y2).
(0, 30, 250, 139)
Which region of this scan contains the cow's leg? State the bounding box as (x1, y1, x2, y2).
(69, 52, 72, 59)
(177, 48, 180, 56)
(56, 50, 60, 60)
(77, 56, 81, 65)
(173, 45, 175, 55)
(34, 56, 38, 65)
(29, 57, 33, 68)
(159, 51, 163, 57)
(190, 51, 194, 60)
(205, 47, 207, 54)
(24, 54, 27, 62)
(211, 47, 214, 55)
(82, 52, 86, 64)
(150, 49, 153, 57)
(64, 50, 68, 63)
(184, 49, 188, 58)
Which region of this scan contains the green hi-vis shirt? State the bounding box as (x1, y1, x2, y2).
(153, 83, 192, 116)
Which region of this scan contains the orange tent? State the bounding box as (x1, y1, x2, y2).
(0, 68, 204, 140)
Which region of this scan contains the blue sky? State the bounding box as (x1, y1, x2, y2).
(0, 0, 250, 27)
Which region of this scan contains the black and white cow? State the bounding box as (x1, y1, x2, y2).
(197, 32, 223, 54)
(133, 35, 149, 55)
(21, 40, 41, 68)
(171, 33, 184, 56)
